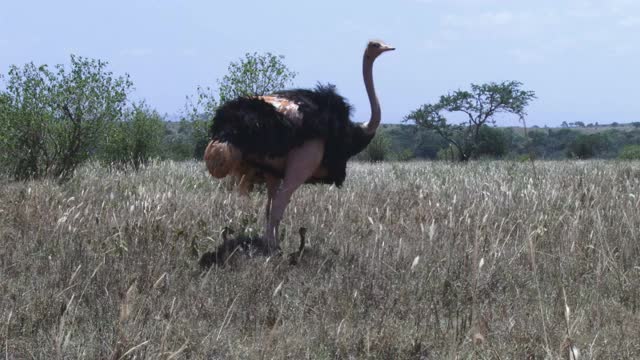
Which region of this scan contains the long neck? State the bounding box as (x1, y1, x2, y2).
(361, 53, 380, 135)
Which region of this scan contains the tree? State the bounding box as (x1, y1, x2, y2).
(99, 102, 165, 168)
(217, 52, 297, 103)
(405, 81, 535, 161)
(0, 56, 132, 180)
(183, 52, 296, 159)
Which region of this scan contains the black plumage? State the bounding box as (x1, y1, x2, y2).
(209, 84, 374, 186)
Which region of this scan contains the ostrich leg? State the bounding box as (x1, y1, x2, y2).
(264, 174, 281, 226)
(264, 139, 324, 251)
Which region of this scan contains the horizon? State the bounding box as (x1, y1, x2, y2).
(1, 0, 639, 127)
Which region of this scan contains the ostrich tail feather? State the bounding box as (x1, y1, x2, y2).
(204, 140, 241, 178)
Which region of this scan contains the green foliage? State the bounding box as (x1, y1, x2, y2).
(183, 85, 218, 159)
(392, 149, 414, 162)
(618, 144, 640, 160)
(99, 102, 165, 167)
(0, 92, 10, 145)
(361, 132, 391, 162)
(217, 52, 297, 103)
(406, 81, 536, 161)
(476, 125, 508, 158)
(412, 128, 449, 159)
(436, 145, 461, 161)
(377, 125, 450, 160)
(526, 128, 578, 159)
(351, 123, 640, 162)
(361, 124, 640, 161)
(191, 118, 210, 159)
(500, 127, 527, 155)
(567, 133, 611, 159)
(163, 137, 195, 161)
(515, 153, 535, 162)
(0, 55, 131, 180)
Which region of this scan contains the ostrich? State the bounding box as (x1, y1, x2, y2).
(198, 227, 236, 269)
(198, 227, 266, 269)
(204, 40, 395, 252)
(199, 226, 308, 268)
(288, 227, 307, 265)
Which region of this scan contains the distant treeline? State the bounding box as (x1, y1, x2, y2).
(163, 121, 640, 162)
(371, 123, 640, 161)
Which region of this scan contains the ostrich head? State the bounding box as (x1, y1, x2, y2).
(221, 226, 234, 244)
(365, 40, 395, 60)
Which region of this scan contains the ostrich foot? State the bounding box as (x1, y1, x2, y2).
(259, 236, 282, 256)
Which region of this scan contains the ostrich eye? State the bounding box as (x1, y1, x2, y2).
(373, 43, 380, 48)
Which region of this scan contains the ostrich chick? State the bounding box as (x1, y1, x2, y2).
(204, 40, 395, 252)
(288, 227, 307, 265)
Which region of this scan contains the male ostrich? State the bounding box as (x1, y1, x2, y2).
(204, 40, 395, 251)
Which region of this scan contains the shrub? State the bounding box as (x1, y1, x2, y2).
(567, 133, 610, 159)
(0, 56, 131, 180)
(437, 145, 460, 161)
(618, 144, 640, 160)
(476, 126, 507, 158)
(392, 149, 414, 162)
(362, 132, 391, 162)
(99, 102, 165, 168)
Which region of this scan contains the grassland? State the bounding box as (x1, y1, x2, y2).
(1, 160, 640, 359)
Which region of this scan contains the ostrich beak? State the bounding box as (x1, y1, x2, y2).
(382, 45, 396, 52)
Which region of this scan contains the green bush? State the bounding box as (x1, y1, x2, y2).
(476, 126, 507, 158)
(362, 132, 390, 162)
(618, 144, 640, 160)
(436, 145, 460, 161)
(0, 56, 131, 180)
(99, 102, 165, 168)
(163, 137, 195, 161)
(392, 149, 414, 162)
(567, 133, 610, 159)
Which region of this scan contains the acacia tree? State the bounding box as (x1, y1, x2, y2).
(405, 81, 536, 161)
(0, 55, 131, 180)
(184, 52, 296, 158)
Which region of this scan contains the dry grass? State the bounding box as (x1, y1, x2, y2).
(1, 160, 640, 359)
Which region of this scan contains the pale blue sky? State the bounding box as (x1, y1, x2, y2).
(1, 0, 639, 126)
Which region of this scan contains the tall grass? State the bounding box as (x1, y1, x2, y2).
(1, 160, 639, 358)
